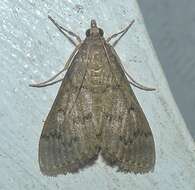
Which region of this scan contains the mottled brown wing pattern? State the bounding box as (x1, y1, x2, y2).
(100, 44, 155, 173)
(38, 20, 155, 176)
(39, 42, 100, 176)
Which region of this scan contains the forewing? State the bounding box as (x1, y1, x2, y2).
(39, 43, 99, 176)
(101, 44, 155, 173)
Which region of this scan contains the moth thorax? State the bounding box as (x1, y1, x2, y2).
(90, 27, 100, 37)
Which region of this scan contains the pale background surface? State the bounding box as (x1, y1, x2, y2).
(138, 0, 195, 139)
(0, 0, 195, 190)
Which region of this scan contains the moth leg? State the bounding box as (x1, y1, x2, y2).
(29, 72, 64, 87)
(29, 45, 80, 88)
(29, 64, 69, 87)
(30, 78, 63, 88)
(48, 15, 81, 46)
(120, 61, 155, 91)
(102, 38, 155, 91)
(106, 20, 135, 47)
(128, 78, 156, 91)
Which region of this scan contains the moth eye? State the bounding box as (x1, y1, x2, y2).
(86, 29, 90, 37)
(99, 28, 104, 36)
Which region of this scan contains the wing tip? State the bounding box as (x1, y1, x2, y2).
(101, 151, 155, 175)
(38, 152, 99, 177)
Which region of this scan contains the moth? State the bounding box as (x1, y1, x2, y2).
(30, 16, 155, 176)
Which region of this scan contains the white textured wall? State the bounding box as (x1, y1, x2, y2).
(138, 0, 195, 139)
(0, 0, 195, 190)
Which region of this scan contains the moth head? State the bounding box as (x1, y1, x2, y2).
(86, 20, 104, 38)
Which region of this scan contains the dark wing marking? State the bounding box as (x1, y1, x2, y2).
(39, 43, 100, 176)
(101, 43, 155, 173)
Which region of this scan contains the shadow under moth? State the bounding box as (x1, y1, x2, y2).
(30, 16, 155, 176)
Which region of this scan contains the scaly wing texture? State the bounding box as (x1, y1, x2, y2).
(101, 44, 155, 173)
(39, 42, 100, 176)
